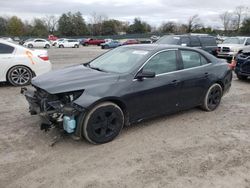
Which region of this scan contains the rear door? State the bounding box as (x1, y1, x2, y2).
(34, 39, 44, 47)
(127, 50, 183, 121)
(0, 43, 15, 81)
(178, 49, 211, 108)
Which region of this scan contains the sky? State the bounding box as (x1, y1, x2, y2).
(0, 0, 249, 28)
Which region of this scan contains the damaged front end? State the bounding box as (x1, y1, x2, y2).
(21, 87, 85, 136)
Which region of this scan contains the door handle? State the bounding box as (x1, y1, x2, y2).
(172, 80, 179, 85)
(204, 72, 209, 78)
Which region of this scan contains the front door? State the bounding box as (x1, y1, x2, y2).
(125, 50, 182, 122)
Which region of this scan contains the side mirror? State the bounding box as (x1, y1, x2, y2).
(181, 43, 187, 47)
(135, 71, 156, 80)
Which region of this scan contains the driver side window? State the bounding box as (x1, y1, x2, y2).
(143, 50, 178, 75)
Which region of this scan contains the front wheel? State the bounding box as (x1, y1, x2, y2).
(45, 44, 50, 48)
(201, 83, 223, 111)
(82, 102, 124, 144)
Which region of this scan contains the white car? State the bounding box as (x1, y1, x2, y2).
(23, 38, 51, 49)
(0, 40, 52, 86)
(52, 38, 67, 46)
(56, 39, 80, 48)
(217, 37, 250, 59)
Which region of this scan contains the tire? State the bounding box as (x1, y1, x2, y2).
(59, 45, 64, 48)
(237, 74, 248, 80)
(201, 83, 223, 111)
(45, 44, 50, 49)
(7, 65, 33, 86)
(82, 102, 124, 144)
(74, 44, 79, 48)
(28, 44, 33, 48)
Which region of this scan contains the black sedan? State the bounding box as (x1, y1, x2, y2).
(22, 45, 232, 144)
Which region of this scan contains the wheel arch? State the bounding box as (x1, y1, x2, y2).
(91, 97, 130, 126)
(6, 64, 35, 82)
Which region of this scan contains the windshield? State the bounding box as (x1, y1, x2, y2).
(89, 47, 149, 73)
(156, 36, 180, 45)
(223, 37, 245, 44)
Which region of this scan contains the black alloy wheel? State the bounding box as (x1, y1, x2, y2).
(201, 83, 222, 111)
(82, 102, 124, 144)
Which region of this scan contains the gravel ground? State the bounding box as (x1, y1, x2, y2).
(0, 46, 250, 188)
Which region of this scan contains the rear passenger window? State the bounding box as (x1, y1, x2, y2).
(180, 50, 208, 69)
(190, 37, 201, 47)
(200, 37, 217, 46)
(0, 43, 15, 54)
(143, 50, 178, 75)
(180, 37, 191, 46)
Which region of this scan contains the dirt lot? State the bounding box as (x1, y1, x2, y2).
(1, 46, 250, 188)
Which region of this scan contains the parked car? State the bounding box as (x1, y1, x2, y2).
(48, 35, 58, 41)
(151, 35, 161, 42)
(156, 35, 218, 56)
(101, 40, 122, 49)
(217, 37, 250, 60)
(123, 39, 140, 45)
(0, 39, 51, 86)
(83, 38, 105, 46)
(52, 38, 66, 46)
(235, 50, 250, 80)
(22, 44, 232, 144)
(0, 37, 13, 42)
(23, 38, 51, 49)
(80, 38, 88, 46)
(56, 39, 80, 48)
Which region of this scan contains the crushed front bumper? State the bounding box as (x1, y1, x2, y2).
(21, 87, 85, 137)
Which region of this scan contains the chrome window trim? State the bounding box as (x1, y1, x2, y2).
(134, 49, 178, 77)
(133, 49, 212, 81)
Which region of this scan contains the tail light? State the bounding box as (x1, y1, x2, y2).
(38, 54, 49, 61)
(228, 59, 236, 70)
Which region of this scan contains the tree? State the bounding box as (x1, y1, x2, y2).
(234, 6, 248, 32)
(43, 15, 58, 34)
(186, 14, 202, 33)
(220, 11, 234, 33)
(89, 12, 107, 35)
(6, 16, 24, 36)
(31, 18, 48, 37)
(0, 16, 8, 35)
(102, 19, 123, 35)
(127, 18, 151, 34)
(160, 21, 177, 33)
(240, 18, 250, 35)
(58, 12, 89, 36)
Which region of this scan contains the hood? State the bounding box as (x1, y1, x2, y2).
(218, 44, 243, 49)
(32, 65, 119, 94)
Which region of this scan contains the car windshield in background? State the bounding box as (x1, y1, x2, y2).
(223, 37, 245, 44)
(89, 47, 149, 73)
(156, 36, 180, 45)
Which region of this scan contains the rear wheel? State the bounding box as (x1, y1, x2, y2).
(59, 45, 64, 48)
(7, 65, 33, 86)
(201, 83, 222, 111)
(28, 44, 33, 48)
(237, 74, 248, 80)
(45, 44, 50, 48)
(82, 102, 124, 144)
